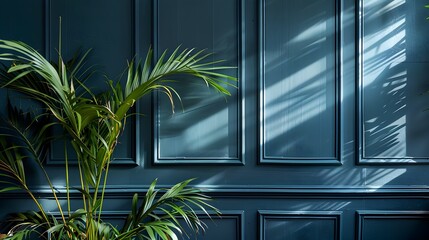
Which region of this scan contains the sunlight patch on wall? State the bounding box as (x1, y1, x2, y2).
(289, 21, 327, 44)
(264, 58, 328, 140)
(365, 168, 407, 189)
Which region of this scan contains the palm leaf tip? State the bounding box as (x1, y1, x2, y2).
(121, 46, 237, 109)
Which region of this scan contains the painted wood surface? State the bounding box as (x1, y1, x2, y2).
(1, 0, 429, 239)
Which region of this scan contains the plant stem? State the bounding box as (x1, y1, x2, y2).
(75, 146, 87, 212)
(21, 184, 51, 227)
(97, 157, 111, 223)
(64, 141, 71, 217)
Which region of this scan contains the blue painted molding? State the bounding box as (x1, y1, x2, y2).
(44, 0, 140, 166)
(44, 0, 50, 58)
(355, 0, 429, 165)
(193, 210, 244, 240)
(133, 0, 140, 60)
(3, 186, 429, 199)
(151, 0, 245, 165)
(258, 0, 342, 165)
(258, 210, 341, 240)
(51, 210, 130, 219)
(151, 210, 243, 240)
(356, 210, 429, 240)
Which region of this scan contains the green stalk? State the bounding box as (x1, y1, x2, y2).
(91, 120, 120, 221)
(97, 121, 122, 221)
(97, 155, 112, 223)
(77, 157, 87, 210)
(39, 163, 67, 224)
(73, 141, 88, 212)
(75, 147, 91, 238)
(91, 165, 102, 209)
(84, 164, 92, 237)
(64, 141, 71, 217)
(21, 184, 51, 227)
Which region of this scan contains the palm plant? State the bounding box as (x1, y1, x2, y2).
(0, 37, 236, 240)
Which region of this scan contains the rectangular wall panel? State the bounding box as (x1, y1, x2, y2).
(259, 0, 340, 164)
(259, 211, 341, 240)
(173, 211, 244, 240)
(357, 211, 429, 240)
(47, 0, 138, 165)
(153, 0, 243, 164)
(357, 0, 429, 164)
(0, 0, 46, 54)
(0, 0, 46, 120)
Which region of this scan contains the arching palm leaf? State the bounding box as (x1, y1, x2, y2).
(0, 38, 236, 240)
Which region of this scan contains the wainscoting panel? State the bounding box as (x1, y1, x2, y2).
(0, 0, 46, 53)
(259, 211, 341, 240)
(153, 0, 243, 164)
(357, 0, 429, 164)
(357, 211, 429, 240)
(2, 0, 429, 239)
(47, 0, 138, 165)
(259, 0, 340, 164)
(172, 211, 244, 240)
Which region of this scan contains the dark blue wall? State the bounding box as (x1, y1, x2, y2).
(2, 0, 429, 239)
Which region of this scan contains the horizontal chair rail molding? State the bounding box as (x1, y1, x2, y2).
(3, 186, 429, 199)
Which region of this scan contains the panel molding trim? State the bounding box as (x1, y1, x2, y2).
(259, 210, 341, 240)
(356, 211, 429, 240)
(194, 210, 244, 240)
(258, 0, 342, 165)
(356, 0, 429, 165)
(45, 0, 140, 166)
(152, 0, 245, 165)
(3, 186, 429, 199)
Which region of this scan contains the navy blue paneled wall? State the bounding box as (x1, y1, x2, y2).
(2, 0, 429, 239)
(261, 0, 339, 163)
(155, 0, 242, 162)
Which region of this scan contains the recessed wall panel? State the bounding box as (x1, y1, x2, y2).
(48, 0, 137, 164)
(154, 0, 242, 163)
(359, 0, 429, 163)
(0, 0, 45, 53)
(49, 0, 135, 77)
(357, 211, 429, 240)
(174, 212, 243, 240)
(260, 0, 339, 163)
(259, 211, 341, 240)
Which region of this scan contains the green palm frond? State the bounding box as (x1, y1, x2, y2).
(1, 211, 55, 240)
(118, 179, 218, 240)
(0, 139, 26, 192)
(0, 99, 53, 192)
(0, 37, 235, 240)
(0, 100, 58, 228)
(114, 47, 237, 120)
(0, 40, 68, 106)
